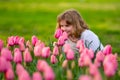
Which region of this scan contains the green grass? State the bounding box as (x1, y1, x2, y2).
(0, 1, 120, 53)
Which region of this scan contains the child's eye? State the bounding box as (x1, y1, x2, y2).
(60, 25, 64, 27)
(65, 25, 69, 27)
(60, 24, 69, 27)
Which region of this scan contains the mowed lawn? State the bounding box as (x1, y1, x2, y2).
(0, 1, 120, 55)
(0, 0, 120, 53)
(0, 0, 120, 79)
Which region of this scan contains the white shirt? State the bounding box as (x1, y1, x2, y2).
(65, 30, 104, 53)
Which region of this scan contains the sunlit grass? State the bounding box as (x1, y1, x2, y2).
(0, 1, 120, 53)
(0, 2, 119, 11)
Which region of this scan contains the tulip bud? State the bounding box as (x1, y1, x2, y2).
(41, 47, 51, 58)
(1, 48, 13, 61)
(51, 55, 58, 64)
(103, 45, 112, 55)
(5, 68, 14, 80)
(14, 48, 22, 64)
(59, 54, 63, 62)
(23, 48, 32, 63)
(54, 28, 62, 39)
(31, 35, 39, 46)
(53, 46, 59, 56)
(62, 60, 68, 69)
(26, 40, 33, 51)
(79, 75, 92, 80)
(71, 61, 75, 69)
(66, 69, 73, 80)
(53, 42, 57, 47)
(0, 39, 3, 52)
(32, 72, 42, 80)
(66, 49, 74, 60)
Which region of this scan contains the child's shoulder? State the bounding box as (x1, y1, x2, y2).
(81, 29, 98, 39)
(81, 29, 93, 36)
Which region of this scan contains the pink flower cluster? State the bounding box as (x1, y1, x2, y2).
(0, 34, 119, 80)
(54, 28, 68, 46)
(54, 28, 118, 79)
(0, 36, 57, 80)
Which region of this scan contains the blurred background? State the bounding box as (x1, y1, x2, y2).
(0, 0, 120, 54)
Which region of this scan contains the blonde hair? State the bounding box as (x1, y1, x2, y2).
(56, 9, 89, 38)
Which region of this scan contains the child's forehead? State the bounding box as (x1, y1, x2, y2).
(60, 20, 68, 25)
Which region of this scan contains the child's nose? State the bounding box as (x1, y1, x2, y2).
(61, 26, 66, 32)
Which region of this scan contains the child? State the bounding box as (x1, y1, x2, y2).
(55, 9, 104, 53)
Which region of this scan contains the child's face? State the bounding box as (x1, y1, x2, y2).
(60, 20, 73, 37)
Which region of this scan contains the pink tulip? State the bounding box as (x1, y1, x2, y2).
(78, 57, 84, 67)
(35, 40, 42, 46)
(7, 36, 14, 46)
(94, 51, 105, 67)
(88, 49, 94, 59)
(41, 47, 51, 58)
(18, 37, 25, 51)
(13, 36, 20, 45)
(66, 49, 74, 60)
(19, 42, 25, 52)
(78, 55, 92, 67)
(19, 37, 25, 43)
(53, 46, 59, 56)
(89, 64, 99, 76)
(76, 40, 84, 48)
(95, 51, 105, 62)
(79, 75, 92, 80)
(16, 63, 31, 80)
(37, 60, 49, 72)
(83, 56, 92, 67)
(16, 64, 25, 75)
(6, 61, 13, 70)
(31, 35, 39, 46)
(63, 44, 71, 53)
(23, 48, 32, 63)
(14, 48, 22, 63)
(62, 32, 68, 40)
(1, 48, 13, 61)
(94, 59, 101, 67)
(103, 62, 115, 77)
(93, 73, 102, 80)
(104, 53, 118, 71)
(0, 39, 3, 52)
(54, 28, 63, 39)
(34, 42, 45, 57)
(78, 48, 93, 67)
(103, 53, 118, 77)
(81, 48, 94, 59)
(34, 45, 42, 57)
(0, 57, 8, 72)
(43, 66, 55, 80)
(50, 55, 58, 64)
(57, 36, 65, 46)
(76, 40, 85, 53)
(5, 68, 14, 80)
(103, 44, 112, 55)
(18, 70, 31, 80)
(32, 72, 42, 80)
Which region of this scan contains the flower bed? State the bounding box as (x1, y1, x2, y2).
(0, 35, 119, 80)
